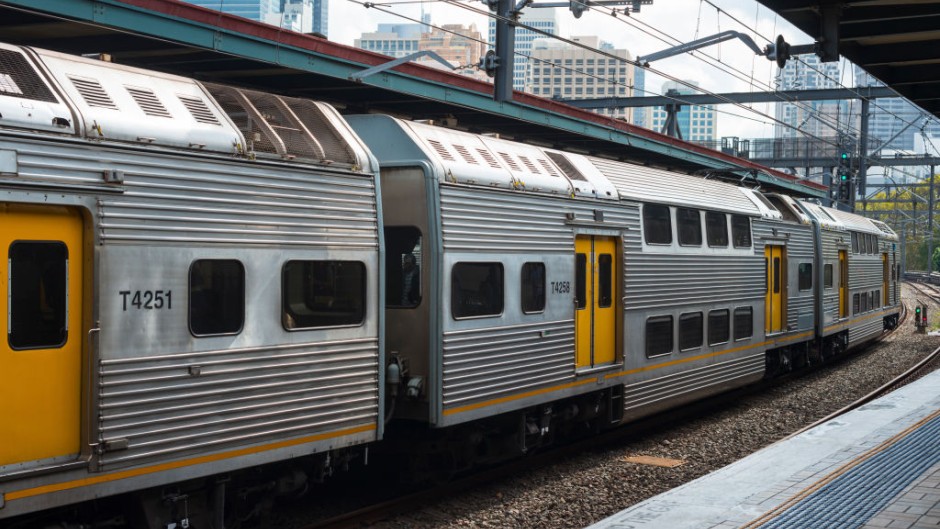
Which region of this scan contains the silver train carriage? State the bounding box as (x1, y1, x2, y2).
(347, 114, 900, 461)
(0, 43, 383, 522)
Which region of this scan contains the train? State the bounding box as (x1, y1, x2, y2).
(0, 42, 900, 528)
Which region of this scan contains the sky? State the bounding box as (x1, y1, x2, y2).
(325, 0, 852, 140)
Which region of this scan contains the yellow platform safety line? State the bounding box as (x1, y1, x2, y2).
(4, 424, 376, 503)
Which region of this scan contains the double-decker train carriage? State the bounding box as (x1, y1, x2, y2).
(0, 43, 382, 522)
(347, 115, 901, 470)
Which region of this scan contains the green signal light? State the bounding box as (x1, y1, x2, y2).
(840, 174, 848, 181)
(841, 152, 849, 160)
(916, 306, 922, 315)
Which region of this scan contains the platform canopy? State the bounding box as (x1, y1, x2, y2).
(0, 0, 831, 196)
(757, 0, 940, 119)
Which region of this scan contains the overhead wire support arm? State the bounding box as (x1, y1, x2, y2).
(636, 30, 764, 65)
(349, 51, 458, 82)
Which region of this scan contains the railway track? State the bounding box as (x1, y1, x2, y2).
(299, 305, 917, 529)
(908, 279, 940, 304)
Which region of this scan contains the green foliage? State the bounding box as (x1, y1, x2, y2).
(860, 173, 939, 271)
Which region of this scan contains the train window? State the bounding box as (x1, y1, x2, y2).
(282, 261, 365, 329)
(851, 232, 859, 254)
(708, 310, 730, 346)
(8, 241, 68, 350)
(798, 263, 813, 291)
(860, 292, 868, 313)
(733, 307, 753, 340)
(705, 211, 728, 247)
(645, 316, 673, 357)
(824, 264, 833, 289)
(731, 215, 751, 248)
(598, 254, 613, 308)
(874, 290, 880, 309)
(190, 260, 244, 336)
(868, 291, 875, 311)
(853, 293, 860, 315)
(643, 204, 672, 245)
(385, 227, 422, 308)
(870, 235, 877, 254)
(677, 208, 702, 246)
(773, 257, 781, 294)
(452, 262, 503, 318)
(575, 254, 587, 310)
(521, 262, 546, 313)
(678, 312, 703, 351)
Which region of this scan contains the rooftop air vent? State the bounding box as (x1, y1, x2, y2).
(428, 139, 455, 161)
(178, 94, 221, 125)
(126, 86, 171, 118)
(69, 76, 118, 110)
(546, 152, 588, 182)
(476, 148, 501, 169)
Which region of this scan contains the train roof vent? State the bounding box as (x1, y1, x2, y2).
(0, 49, 57, 103)
(68, 75, 118, 110)
(497, 152, 521, 172)
(126, 86, 171, 118)
(427, 139, 455, 161)
(476, 148, 502, 169)
(202, 82, 357, 166)
(177, 94, 221, 125)
(537, 158, 561, 178)
(452, 144, 478, 164)
(518, 155, 540, 174)
(545, 151, 587, 181)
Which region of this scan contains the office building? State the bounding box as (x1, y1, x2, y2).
(524, 36, 633, 121)
(185, 0, 326, 36)
(489, 9, 558, 91)
(355, 23, 423, 58)
(649, 81, 716, 141)
(855, 66, 940, 151)
(774, 55, 847, 140)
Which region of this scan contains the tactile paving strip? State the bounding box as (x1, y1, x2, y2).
(751, 410, 940, 529)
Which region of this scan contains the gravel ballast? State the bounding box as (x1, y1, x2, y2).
(374, 284, 940, 529)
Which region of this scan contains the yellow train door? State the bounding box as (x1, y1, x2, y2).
(0, 204, 83, 467)
(575, 235, 617, 369)
(839, 250, 848, 318)
(765, 245, 786, 333)
(882, 253, 889, 306)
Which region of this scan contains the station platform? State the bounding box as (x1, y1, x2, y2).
(587, 369, 940, 529)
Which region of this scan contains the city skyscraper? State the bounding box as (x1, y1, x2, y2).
(184, 0, 326, 37)
(650, 81, 716, 141)
(524, 36, 634, 122)
(774, 55, 846, 141)
(355, 23, 422, 58)
(854, 66, 939, 151)
(488, 9, 558, 91)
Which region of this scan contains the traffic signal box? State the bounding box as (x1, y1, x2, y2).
(915, 305, 929, 333)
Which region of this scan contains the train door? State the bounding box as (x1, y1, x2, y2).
(764, 245, 786, 333)
(0, 205, 83, 467)
(839, 250, 848, 318)
(575, 235, 617, 369)
(882, 253, 889, 306)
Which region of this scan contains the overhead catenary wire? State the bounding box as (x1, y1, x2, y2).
(349, 0, 788, 132)
(439, 0, 841, 147)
